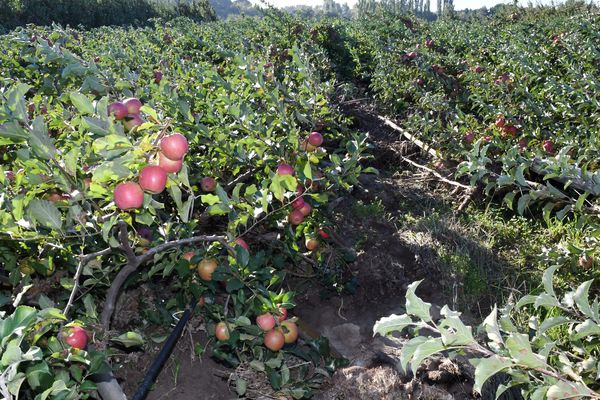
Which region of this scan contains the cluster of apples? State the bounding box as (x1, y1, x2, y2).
(495, 117, 518, 137)
(300, 131, 324, 152)
(214, 309, 298, 352)
(113, 133, 189, 210)
(108, 97, 144, 131)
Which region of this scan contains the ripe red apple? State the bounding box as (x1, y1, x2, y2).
(495, 118, 506, 128)
(484, 136, 493, 142)
(464, 131, 475, 143)
(108, 102, 128, 120)
(542, 140, 554, 154)
(425, 38, 434, 48)
(278, 320, 298, 344)
(160, 133, 189, 160)
(158, 152, 183, 174)
(154, 70, 163, 84)
(256, 313, 276, 331)
(264, 329, 285, 351)
(234, 238, 249, 250)
(123, 97, 142, 114)
(407, 51, 417, 60)
(215, 322, 230, 341)
(318, 229, 330, 239)
(124, 114, 143, 130)
(138, 165, 167, 194)
(63, 326, 88, 349)
(416, 78, 425, 86)
(298, 203, 312, 217)
(502, 125, 518, 137)
(518, 138, 528, 150)
(183, 251, 197, 269)
(305, 237, 318, 251)
(291, 197, 305, 209)
(276, 306, 288, 322)
(289, 210, 304, 225)
(308, 132, 323, 147)
(200, 177, 217, 192)
(28, 102, 35, 114)
(114, 181, 144, 210)
(4, 170, 15, 182)
(197, 258, 218, 281)
(473, 65, 483, 73)
(277, 163, 294, 176)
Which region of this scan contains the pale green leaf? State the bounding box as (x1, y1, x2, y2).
(472, 355, 512, 394)
(405, 280, 432, 322)
(373, 314, 414, 337)
(27, 199, 63, 231)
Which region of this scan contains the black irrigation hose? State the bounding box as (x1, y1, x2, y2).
(132, 296, 198, 400)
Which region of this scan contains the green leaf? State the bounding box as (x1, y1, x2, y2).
(201, 194, 221, 205)
(542, 265, 559, 298)
(29, 116, 57, 160)
(505, 333, 545, 368)
(236, 378, 247, 396)
(405, 280, 432, 322)
(373, 314, 414, 337)
(472, 355, 512, 394)
(572, 280, 594, 320)
(27, 199, 63, 231)
(70, 92, 95, 115)
(410, 338, 445, 374)
(234, 316, 251, 327)
(26, 361, 53, 390)
(482, 306, 503, 344)
(0, 121, 29, 142)
(538, 316, 572, 335)
(571, 319, 600, 340)
(111, 331, 144, 348)
(0, 305, 37, 345)
(399, 336, 427, 373)
(547, 381, 595, 399)
(439, 315, 474, 346)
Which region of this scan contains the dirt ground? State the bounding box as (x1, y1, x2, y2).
(113, 102, 513, 399)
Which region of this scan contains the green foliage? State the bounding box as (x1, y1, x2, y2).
(374, 268, 600, 399)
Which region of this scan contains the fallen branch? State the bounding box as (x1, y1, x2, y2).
(400, 155, 472, 191)
(378, 115, 440, 159)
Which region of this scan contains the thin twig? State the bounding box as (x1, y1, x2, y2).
(378, 115, 440, 158)
(401, 156, 472, 190)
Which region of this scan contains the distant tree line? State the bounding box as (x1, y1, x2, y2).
(0, 0, 215, 31)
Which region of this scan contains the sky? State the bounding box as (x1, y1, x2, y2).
(251, 0, 557, 11)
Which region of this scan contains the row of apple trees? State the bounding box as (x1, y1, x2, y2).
(0, 15, 372, 399)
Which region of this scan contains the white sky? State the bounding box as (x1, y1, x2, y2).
(252, 0, 558, 11)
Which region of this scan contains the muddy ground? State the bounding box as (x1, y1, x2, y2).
(113, 102, 518, 399)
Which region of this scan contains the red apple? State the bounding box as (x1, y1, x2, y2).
(154, 70, 163, 84)
(63, 326, 88, 349)
(305, 237, 318, 251)
(138, 165, 167, 194)
(234, 238, 249, 250)
(518, 138, 528, 150)
(318, 229, 330, 239)
(276, 306, 288, 322)
(256, 313, 276, 331)
(464, 131, 475, 143)
(4, 170, 15, 182)
(502, 125, 518, 137)
(108, 102, 128, 120)
(114, 181, 144, 210)
(495, 118, 506, 128)
(308, 132, 323, 147)
(425, 38, 434, 48)
(277, 163, 294, 176)
(484, 136, 493, 142)
(291, 197, 305, 209)
(278, 320, 298, 344)
(158, 152, 183, 174)
(200, 177, 217, 192)
(160, 133, 189, 160)
(542, 140, 554, 153)
(264, 329, 285, 351)
(473, 65, 483, 73)
(298, 203, 312, 217)
(215, 322, 230, 341)
(124, 114, 143, 130)
(123, 97, 142, 114)
(416, 78, 425, 86)
(289, 210, 304, 225)
(183, 251, 197, 269)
